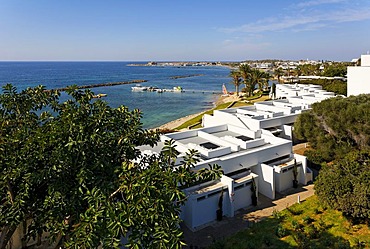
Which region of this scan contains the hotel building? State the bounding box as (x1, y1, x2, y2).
(138, 84, 336, 230)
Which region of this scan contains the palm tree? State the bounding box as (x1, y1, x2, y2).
(261, 71, 271, 91)
(229, 70, 242, 97)
(296, 65, 302, 77)
(238, 64, 252, 95)
(274, 68, 284, 83)
(249, 69, 265, 95)
(271, 82, 276, 99)
(300, 64, 320, 76)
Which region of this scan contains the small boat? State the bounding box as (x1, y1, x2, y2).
(222, 84, 229, 96)
(148, 86, 159, 92)
(93, 93, 107, 98)
(173, 86, 184, 92)
(131, 84, 148, 92)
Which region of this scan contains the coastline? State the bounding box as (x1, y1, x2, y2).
(156, 112, 203, 130)
(156, 94, 240, 130)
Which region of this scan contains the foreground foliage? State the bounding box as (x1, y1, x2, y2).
(294, 94, 370, 163)
(209, 196, 370, 249)
(0, 84, 222, 248)
(294, 94, 370, 222)
(315, 151, 370, 221)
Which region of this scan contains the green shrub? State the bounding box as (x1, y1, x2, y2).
(313, 208, 322, 215)
(262, 235, 273, 246)
(287, 206, 303, 216)
(304, 224, 319, 239)
(302, 216, 314, 224)
(272, 209, 285, 221)
(275, 225, 287, 238)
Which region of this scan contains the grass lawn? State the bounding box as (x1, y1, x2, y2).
(174, 101, 248, 130)
(175, 95, 270, 130)
(209, 195, 370, 249)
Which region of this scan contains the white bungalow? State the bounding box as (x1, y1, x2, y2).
(138, 124, 310, 230)
(202, 90, 336, 142)
(274, 84, 336, 99)
(137, 84, 337, 230)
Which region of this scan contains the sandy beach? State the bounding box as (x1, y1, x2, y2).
(156, 94, 240, 130)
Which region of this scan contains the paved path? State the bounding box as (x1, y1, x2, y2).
(181, 184, 315, 248)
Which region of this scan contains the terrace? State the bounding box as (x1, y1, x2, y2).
(202, 99, 309, 139)
(275, 83, 336, 101)
(161, 124, 268, 159)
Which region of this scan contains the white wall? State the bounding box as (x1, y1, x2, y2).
(294, 154, 308, 185)
(273, 154, 308, 192)
(221, 175, 234, 217)
(183, 186, 230, 229)
(274, 165, 302, 192)
(254, 103, 292, 115)
(235, 116, 261, 130)
(347, 66, 370, 96)
(198, 131, 239, 152)
(201, 125, 228, 134)
(181, 173, 261, 230)
(233, 181, 253, 210)
(282, 125, 293, 140)
(194, 141, 292, 175)
(203, 112, 255, 130)
(259, 114, 297, 129)
(228, 124, 259, 138)
(162, 130, 198, 141)
(361, 54, 370, 66)
(254, 164, 275, 199)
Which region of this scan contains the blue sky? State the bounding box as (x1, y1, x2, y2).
(1, 0, 370, 61)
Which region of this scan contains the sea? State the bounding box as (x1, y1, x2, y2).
(0, 62, 231, 129)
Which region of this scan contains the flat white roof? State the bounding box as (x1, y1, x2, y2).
(213, 98, 308, 123)
(275, 83, 336, 102)
(138, 124, 290, 165)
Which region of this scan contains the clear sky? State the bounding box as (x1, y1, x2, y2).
(1, 0, 370, 61)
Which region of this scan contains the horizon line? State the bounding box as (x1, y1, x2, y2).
(0, 58, 353, 63)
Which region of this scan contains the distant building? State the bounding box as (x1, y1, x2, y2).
(347, 54, 370, 96)
(256, 63, 273, 69)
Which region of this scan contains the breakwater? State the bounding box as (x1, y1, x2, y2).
(46, 79, 147, 92)
(170, 74, 203, 79)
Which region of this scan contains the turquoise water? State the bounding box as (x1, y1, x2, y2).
(0, 62, 230, 128)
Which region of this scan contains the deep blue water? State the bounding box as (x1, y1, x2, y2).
(0, 62, 230, 128)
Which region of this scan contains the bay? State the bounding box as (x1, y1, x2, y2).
(0, 62, 231, 128)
